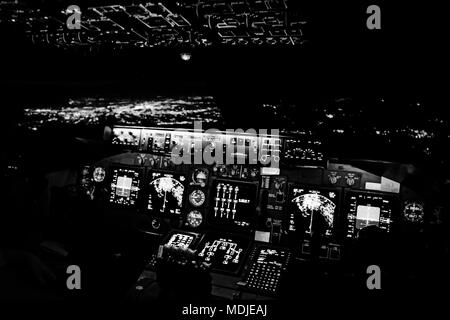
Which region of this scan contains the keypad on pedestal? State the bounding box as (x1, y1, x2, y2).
(241, 247, 290, 295)
(246, 261, 283, 294)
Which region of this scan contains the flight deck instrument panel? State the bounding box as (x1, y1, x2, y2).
(109, 126, 299, 166)
(104, 126, 423, 258)
(184, 167, 210, 229)
(99, 125, 435, 299)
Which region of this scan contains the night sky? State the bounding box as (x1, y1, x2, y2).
(1, 1, 446, 103)
(1, 1, 448, 172)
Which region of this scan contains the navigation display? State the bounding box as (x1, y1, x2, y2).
(109, 167, 142, 207)
(289, 186, 340, 237)
(147, 171, 186, 215)
(208, 180, 257, 231)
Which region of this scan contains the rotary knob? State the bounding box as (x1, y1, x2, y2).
(135, 155, 145, 165)
(346, 177, 355, 186)
(329, 175, 338, 184)
(151, 218, 161, 230)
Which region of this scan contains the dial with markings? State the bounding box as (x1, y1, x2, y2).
(192, 168, 208, 187)
(93, 167, 106, 183)
(187, 210, 203, 228)
(403, 201, 425, 223)
(189, 189, 206, 207)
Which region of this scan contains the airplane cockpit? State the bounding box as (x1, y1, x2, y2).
(1, 0, 449, 311)
(2, 120, 448, 304)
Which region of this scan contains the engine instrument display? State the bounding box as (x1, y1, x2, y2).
(147, 172, 186, 215)
(345, 191, 395, 238)
(109, 168, 142, 207)
(209, 180, 257, 231)
(403, 201, 425, 223)
(197, 234, 250, 274)
(289, 186, 340, 237)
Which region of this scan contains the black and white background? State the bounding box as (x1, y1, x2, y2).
(0, 0, 449, 315)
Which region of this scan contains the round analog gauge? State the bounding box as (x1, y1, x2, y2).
(187, 210, 203, 228)
(151, 218, 161, 230)
(302, 148, 316, 160)
(189, 189, 206, 207)
(93, 167, 106, 183)
(192, 168, 208, 187)
(403, 202, 425, 223)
